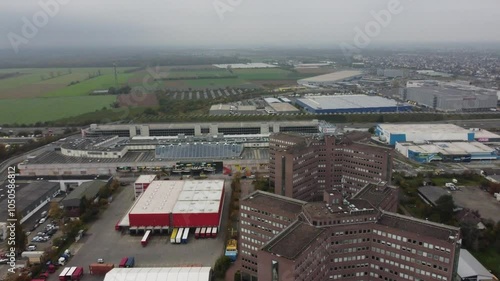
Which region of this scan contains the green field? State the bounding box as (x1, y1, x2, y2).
(0, 65, 313, 125)
(0, 96, 117, 124)
(0, 67, 134, 98)
(44, 73, 135, 97)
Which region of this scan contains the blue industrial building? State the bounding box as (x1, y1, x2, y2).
(296, 95, 411, 114)
(376, 124, 475, 146)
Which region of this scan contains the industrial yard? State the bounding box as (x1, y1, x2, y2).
(57, 179, 230, 280)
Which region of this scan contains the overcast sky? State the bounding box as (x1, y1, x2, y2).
(1, 0, 500, 50)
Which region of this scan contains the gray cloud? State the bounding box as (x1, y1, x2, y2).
(1, 0, 500, 50)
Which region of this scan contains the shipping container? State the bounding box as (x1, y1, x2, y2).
(181, 228, 189, 244)
(170, 228, 178, 244)
(59, 267, 70, 281)
(141, 230, 151, 247)
(201, 227, 207, 238)
(71, 267, 84, 281)
(195, 228, 201, 239)
(119, 257, 128, 268)
(211, 227, 218, 238)
(125, 257, 135, 268)
(176, 228, 184, 244)
(89, 263, 114, 275)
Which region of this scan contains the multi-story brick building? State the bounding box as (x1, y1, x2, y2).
(239, 183, 461, 281)
(269, 132, 393, 201)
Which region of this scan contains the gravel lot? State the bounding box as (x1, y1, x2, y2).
(452, 186, 500, 222)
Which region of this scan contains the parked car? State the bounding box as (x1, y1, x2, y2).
(39, 218, 46, 224)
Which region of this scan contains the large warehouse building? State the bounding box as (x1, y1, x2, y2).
(297, 70, 363, 87)
(396, 141, 499, 163)
(296, 94, 411, 114)
(121, 180, 224, 233)
(401, 80, 498, 111)
(376, 123, 500, 145)
(82, 121, 320, 137)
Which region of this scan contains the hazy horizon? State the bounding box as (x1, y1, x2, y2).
(1, 0, 500, 52)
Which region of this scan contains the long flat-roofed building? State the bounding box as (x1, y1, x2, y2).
(402, 80, 498, 112)
(239, 183, 461, 281)
(82, 121, 320, 138)
(296, 95, 411, 114)
(126, 180, 224, 233)
(270, 132, 393, 201)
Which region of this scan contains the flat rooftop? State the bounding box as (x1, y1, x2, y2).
(103, 267, 212, 281)
(61, 136, 128, 152)
(135, 175, 157, 184)
(242, 191, 306, 215)
(263, 221, 324, 260)
(269, 103, 300, 112)
(298, 95, 399, 110)
(155, 143, 244, 159)
(0, 181, 59, 217)
(418, 186, 450, 206)
(298, 70, 363, 83)
(378, 124, 469, 135)
(129, 180, 224, 215)
(130, 181, 184, 215)
(352, 182, 396, 208)
(377, 211, 459, 241)
(399, 142, 496, 155)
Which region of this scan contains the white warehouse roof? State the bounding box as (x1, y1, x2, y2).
(104, 267, 212, 281)
(298, 70, 362, 83)
(129, 180, 224, 216)
(298, 95, 398, 110)
(135, 175, 157, 185)
(457, 249, 494, 281)
(378, 124, 469, 135)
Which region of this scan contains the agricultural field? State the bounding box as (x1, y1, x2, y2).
(0, 96, 117, 125)
(0, 65, 316, 124)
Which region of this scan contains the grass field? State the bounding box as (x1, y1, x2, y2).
(471, 249, 500, 277)
(0, 67, 133, 98)
(0, 65, 313, 124)
(0, 96, 117, 124)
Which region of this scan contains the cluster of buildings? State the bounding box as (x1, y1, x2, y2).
(209, 97, 300, 115)
(364, 52, 500, 80)
(376, 124, 500, 163)
(238, 184, 461, 281)
(401, 80, 498, 112)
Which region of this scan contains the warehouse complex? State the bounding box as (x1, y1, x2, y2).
(401, 80, 498, 112)
(396, 141, 499, 163)
(296, 95, 411, 114)
(376, 123, 500, 162)
(376, 124, 500, 145)
(19, 121, 325, 176)
(238, 185, 461, 281)
(376, 124, 475, 145)
(119, 180, 224, 233)
(297, 70, 363, 87)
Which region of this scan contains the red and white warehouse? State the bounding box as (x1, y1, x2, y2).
(122, 180, 225, 233)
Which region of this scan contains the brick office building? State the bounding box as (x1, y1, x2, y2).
(239, 183, 461, 281)
(269, 132, 393, 201)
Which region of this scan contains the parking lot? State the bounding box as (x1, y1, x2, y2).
(452, 186, 500, 222)
(47, 180, 230, 281)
